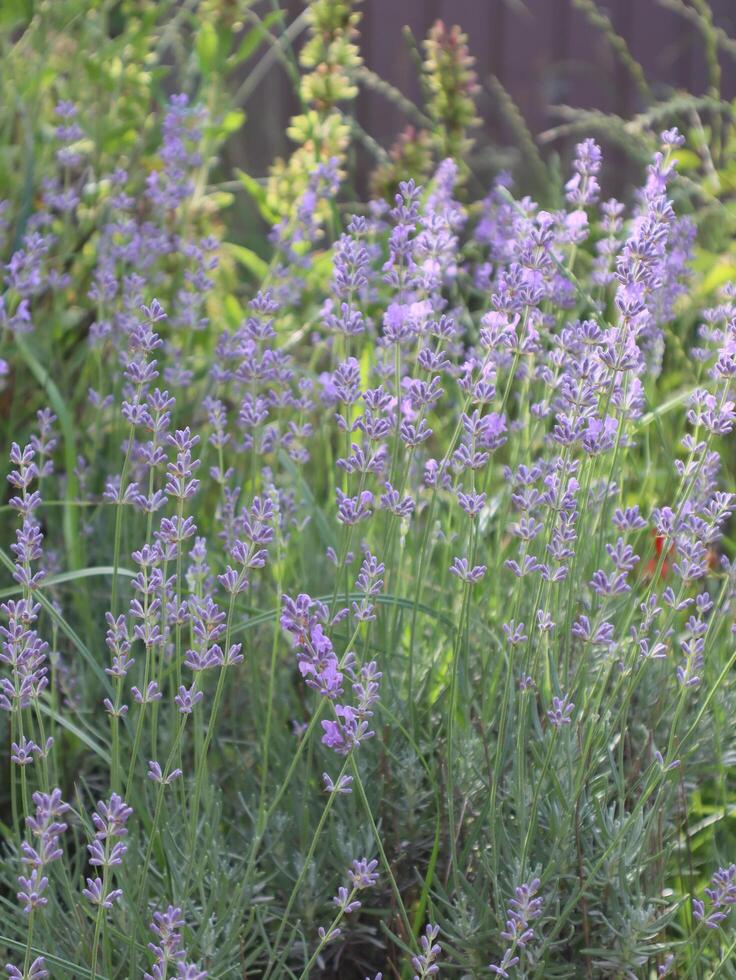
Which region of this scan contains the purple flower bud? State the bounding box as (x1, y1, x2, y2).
(322, 772, 353, 794)
(147, 760, 183, 785)
(547, 695, 574, 728)
(175, 684, 203, 714)
(5, 957, 48, 979)
(82, 876, 123, 908)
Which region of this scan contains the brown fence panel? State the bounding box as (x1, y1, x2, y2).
(234, 0, 736, 184)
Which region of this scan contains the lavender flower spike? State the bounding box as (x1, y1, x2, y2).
(411, 923, 442, 978)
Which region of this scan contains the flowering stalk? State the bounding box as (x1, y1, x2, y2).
(298, 858, 379, 978)
(185, 589, 242, 854)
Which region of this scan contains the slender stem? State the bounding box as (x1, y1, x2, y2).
(519, 730, 558, 874)
(90, 860, 110, 980)
(258, 585, 282, 825)
(187, 657, 229, 847)
(109, 410, 141, 789)
(110, 429, 136, 618)
(298, 888, 359, 979)
(22, 910, 35, 976)
(349, 755, 414, 947)
(263, 756, 351, 979)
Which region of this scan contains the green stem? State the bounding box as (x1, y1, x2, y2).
(349, 755, 414, 947)
(90, 861, 110, 980)
(298, 887, 359, 979)
(263, 756, 351, 979)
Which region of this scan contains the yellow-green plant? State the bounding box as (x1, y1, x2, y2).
(422, 20, 480, 173)
(266, 0, 361, 222)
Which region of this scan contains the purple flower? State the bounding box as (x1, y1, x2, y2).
(148, 760, 183, 785)
(450, 557, 487, 583)
(82, 876, 123, 908)
(175, 684, 204, 714)
(144, 906, 206, 980)
(146, 95, 205, 211)
(658, 953, 675, 977)
(411, 923, 442, 978)
(612, 505, 647, 532)
(17, 869, 49, 913)
(336, 488, 374, 526)
(502, 621, 527, 646)
(547, 695, 574, 729)
(5, 957, 48, 979)
(693, 864, 736, 928)
(565, 139, 602, 206)
(176, 966, 208, 980)
(92, 793, 133, 839)
(661, 128, 685, 148)
(321, 704, 371, 755)
(322, 772, 353, 794)
(20, 788, 69, 891)
(295, 623, 344, 699)
(132, 681, 163, 704)
(348, 857, 379, 889)
(380, 482, 415, 518)
(333, 885, 362, 914)
(10, 736, 44, 766)
(490, 878, 544, 976)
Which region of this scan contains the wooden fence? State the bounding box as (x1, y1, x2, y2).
(231, 0, 736, 188)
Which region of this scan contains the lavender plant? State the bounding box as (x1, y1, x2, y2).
(2, 5, 736, 980)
